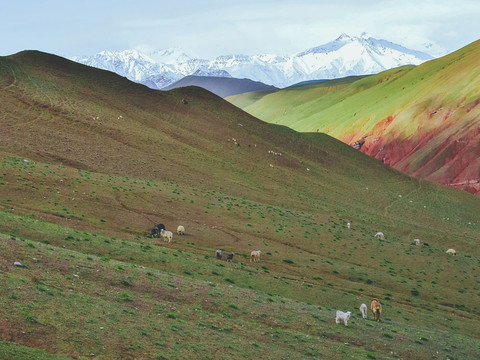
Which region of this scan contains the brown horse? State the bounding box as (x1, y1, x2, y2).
(371, 299, 382, 322)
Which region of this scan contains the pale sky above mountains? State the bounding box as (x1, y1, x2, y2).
(2, 0, 479, 59)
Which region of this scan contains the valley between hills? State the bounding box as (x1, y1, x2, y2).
(0, 50, 479, 359)
(227, 40, 480, 198)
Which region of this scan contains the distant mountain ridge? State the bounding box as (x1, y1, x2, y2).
(162, 75, 278, 98)
(72, 33, 434, 89)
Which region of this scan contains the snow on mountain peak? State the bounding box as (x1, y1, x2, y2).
(148, 47, 193, 64)
(72, 34, 435, 89)
(193, 68, 232, 77)
(336, 33, 354, 42)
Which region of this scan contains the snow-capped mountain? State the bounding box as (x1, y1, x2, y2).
(147, 47, 192, 64)
(72, 34, 434, 89)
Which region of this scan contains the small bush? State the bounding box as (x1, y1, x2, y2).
(119, 292, 135, 302)
(120, 279, 133, 287)
(166, 312, 178, 319)
(25, 313, 38, 324)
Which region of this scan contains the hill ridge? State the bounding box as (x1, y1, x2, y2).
(162, 74, 278, 97)
(227, 40, 480, 196)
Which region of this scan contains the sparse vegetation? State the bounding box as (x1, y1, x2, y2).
(0, 51, 478, 360)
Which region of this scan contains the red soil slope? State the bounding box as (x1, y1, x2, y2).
(344, 99, 480, 196)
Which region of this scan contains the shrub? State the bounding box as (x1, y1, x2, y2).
(166, 312, 178, 319)
(119, 292, 135, 302)
(25, 313, 38, 324)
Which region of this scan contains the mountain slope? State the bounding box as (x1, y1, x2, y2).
(228, 40, 480, 196)
(162, 75, 278, 97)
(72, 34, 433, 89)
(0, 51, 479, 359)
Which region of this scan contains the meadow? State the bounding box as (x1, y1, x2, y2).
(0, 51, 479, 359)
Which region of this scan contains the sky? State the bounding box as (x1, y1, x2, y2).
(2, 0, 480, 59)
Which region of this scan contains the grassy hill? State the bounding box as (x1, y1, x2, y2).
(227, 41, 480, 196)
(0, 51, 479, 360)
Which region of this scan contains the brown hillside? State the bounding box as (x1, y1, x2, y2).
(1, 51, 480, 360)
(0, 50, 405, 243)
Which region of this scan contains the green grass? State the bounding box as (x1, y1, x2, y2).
(227, 40, 480, 193)
(0, 341, 70, 360)
(2, 231, 480, 360)
(0, 50, 479, 359)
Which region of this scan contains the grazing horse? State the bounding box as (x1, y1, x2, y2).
(151, 226, 159, 238)
(371, 299, 382, 322)
(360, 303, 367, 319)
(250, 250, 261, 262)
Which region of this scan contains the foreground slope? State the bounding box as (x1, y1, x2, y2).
(228, 40, 480, 196)
(0, 51, 479, 359)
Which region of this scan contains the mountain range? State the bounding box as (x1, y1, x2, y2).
(72, 33, 434, 90)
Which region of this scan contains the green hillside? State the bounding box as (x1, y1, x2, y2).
(0, 51, 479, 360)
(228, 41, 480, 196)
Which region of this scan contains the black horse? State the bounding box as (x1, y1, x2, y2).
(151, 226, 160, 237)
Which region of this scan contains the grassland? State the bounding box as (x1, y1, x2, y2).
(227, 41, 480, 196)
(0, 51, 479, 359)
